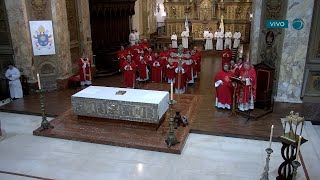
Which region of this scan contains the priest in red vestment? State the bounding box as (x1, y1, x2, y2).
(221, 45, 232, 67)
(140, 39, 151, 50)
(214, 63, 234, 109)
(191, 48, 201, 78)
(174, 62, 187, 94)
(136, 51, 149, 82)
(237, 62, 257, 111)
(117, 46, 127, 72)
(79, 52, 92, 86)
(123, 55, 136, 88)
(151, 53, 163, 83)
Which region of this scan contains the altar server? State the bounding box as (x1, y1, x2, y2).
(224, 29, 233, 49)
(171, 32, 178, 48)
(79, 52, 92, 86)
(233, 31, 241, 48)
(129, 30, 136, 46)
(5, 63, 23, 99)
(215, 29, 224, 51)
(204, 30, 214, 50)
(134, 29, 139, 44)
(181, 28, 189, 49)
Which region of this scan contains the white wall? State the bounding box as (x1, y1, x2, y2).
(156, 0, 166, 26)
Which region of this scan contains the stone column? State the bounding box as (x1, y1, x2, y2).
(77, 0, 93, 59)
(4, 0, 33, 79)
(249, 0, 263, 65)
(275, 0, 315, 103)
(51, 0, 72, 81)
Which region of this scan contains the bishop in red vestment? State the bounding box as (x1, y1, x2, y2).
(136, 51, 149, 81)
(79, 52, 92, 86)
(221, 45, 232, 67)
(165, 59, 177, 83)
(214, 63, 234, 109)
(123, 55, 137, 88)
(151, 53, 163, 83)
(237, 62, 257, 111)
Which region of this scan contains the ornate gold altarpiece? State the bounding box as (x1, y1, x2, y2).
(163, 0, 252, 42)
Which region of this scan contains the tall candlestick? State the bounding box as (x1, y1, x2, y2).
(170, 82, 173, 101)
(37, 73, 41, 90)
(296, 136, 302, 162)
(269, 125, 274, 149)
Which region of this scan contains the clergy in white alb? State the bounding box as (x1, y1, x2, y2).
(5, 63, 23, 99)
(181, 29, 189, 49)
(203, 28, 209, 39)
(204, 31, 214, 50)
(215, 29, 224, 51)
(233, 31, 241, 48)
(134, 29, 139, 44)
(171, 32, 178, 48)
(129, 30, 136, 46)
(224, 30, 233, 49)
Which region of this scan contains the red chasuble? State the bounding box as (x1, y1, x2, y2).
(165, 61, 177, 80)
(79, 58, 92, 82)
(174, 63, 187, 90)
(123, 61, 136, 88)
(117, 50, 127, 71)
(151, 57, 163, 83)
(136, 55, 148, 80)
(214, 70, 234, 109)
(221, 49, 232, 67)
(237, 66, 257, 111)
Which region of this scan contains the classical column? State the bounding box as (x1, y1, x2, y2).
(275, 0, 315, 103)
(77, 0, 93, 58)
(249, 0, 263, 65)
(4, 0, 33, 79)
(51, 0, 72, 80)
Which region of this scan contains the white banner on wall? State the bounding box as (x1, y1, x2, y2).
(29, 20, 56, 56)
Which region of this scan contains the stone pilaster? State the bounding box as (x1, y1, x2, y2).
(51, 0, 72, 80)
(4, 0, 33, 79)
(275, 0, 315, 103)
(249, 0, 263, 65)
(77, 0, 93, 59)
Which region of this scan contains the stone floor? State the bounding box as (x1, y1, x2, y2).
(1, 111, 319, 180)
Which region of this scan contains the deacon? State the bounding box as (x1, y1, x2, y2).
(181, 28, 189, 49)
(214, 63, 234, 109)
(224, 29, 233, 48)
(129, 30, 136, 46)
(123, 55, 136, 88)
(136, 51, 149, 82)
(151, 53, 163, 83)
(204, 30, 214, 50)
(171, 32, 178, 49)
(79, 52, 92, 86)
(215, 29, 224, 51)
(221, 45, 232, 67)
(237, 62, 256, 111)
(233, 30, 241, 49)
(5, 63, 23, 100)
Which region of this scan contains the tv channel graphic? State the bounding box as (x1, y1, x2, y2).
(266, 20, 288, 28)
(292, 18, 304, 30)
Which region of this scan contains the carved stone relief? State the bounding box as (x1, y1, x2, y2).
(199, 0, 212, 21)
(40, 62, 55, 75)
(266, 0, 281, 19)
(31, 0, 48, 19)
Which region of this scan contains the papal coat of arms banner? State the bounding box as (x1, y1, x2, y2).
(29, 20, 56, 56)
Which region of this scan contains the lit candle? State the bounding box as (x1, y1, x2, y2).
(37, 73, 41, 90)
(296, 136, 302, 162)
(170, 82, 173, 101)
(269, 125, 274, 149)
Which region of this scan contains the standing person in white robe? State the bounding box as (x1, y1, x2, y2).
(215, 29, 224, 51)
(233, 31, 241, 49)
(134, 29, 139, 45)
(181, 28, 189, 49)
(129, 30, 136, 46)
(204, 30, 214, 50)
(224, 29, 232, 49)
(171, 32, 178, 48)
(5, 63, 23, 100)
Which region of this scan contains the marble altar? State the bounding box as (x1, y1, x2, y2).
(71, 86, 169, 123)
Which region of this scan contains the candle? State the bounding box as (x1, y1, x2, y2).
(269, 125, 274, 149)
(296, 136, 302, 162)
(37, 73, 41, 90)
(170, 82, 173, 101)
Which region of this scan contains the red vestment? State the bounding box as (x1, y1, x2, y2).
(123, 61, 136, 88)
(221, 49, 232, 67)
(174, 63, 187, 91)
(136, 55, 148, 80)
(117, 50, 127, 71)
(214, 70, 234, 109)
(194, 51, 202, 73)
(165, 61, 177, 80)
(237, 66, 257, 111)
(79, 58, 92, 82)
(151, 58, 163, 83)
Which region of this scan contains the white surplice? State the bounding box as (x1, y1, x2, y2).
(171, 34, 178, 48)
(215, 31, 224, 51)
(233, 32, 241, 48)
(204, 32, 214, 50)
(181, 31, 189, 49)
(5, 67, 23, 99)
(129, 33, 136, 46)
(224, 31, 233, 48)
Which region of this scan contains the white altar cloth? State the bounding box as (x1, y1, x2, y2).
(71, 86, 169, 123)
